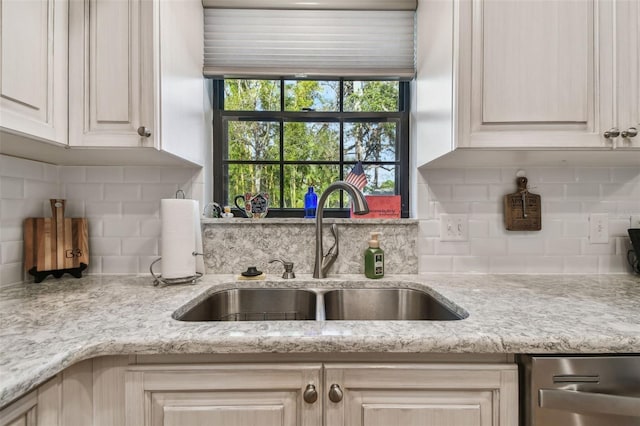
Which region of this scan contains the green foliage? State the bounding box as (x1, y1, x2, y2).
(224, 80, 399, 212)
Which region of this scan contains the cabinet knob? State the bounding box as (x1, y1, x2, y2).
(137, 126, 151, 137)
(303, 384, 318, 404)
(328, 384, 343, 403)
(621, 127, 638, 138)
(603, 128, 620, 139)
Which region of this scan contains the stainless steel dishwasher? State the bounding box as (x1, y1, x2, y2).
(520, 355, 640, 426)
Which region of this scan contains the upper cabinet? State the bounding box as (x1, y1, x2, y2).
(415, 0, 640, 166)
(0, 0, 68, 145)
(68, 0, 207, 165)
(1, 0, 207, 167)
(615, 0, 640, 150)
(68, 0, 152, 148)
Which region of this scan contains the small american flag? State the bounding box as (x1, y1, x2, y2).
(345, 161, 367, 191)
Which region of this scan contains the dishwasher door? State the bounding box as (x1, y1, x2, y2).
(521, 355, 640, 426)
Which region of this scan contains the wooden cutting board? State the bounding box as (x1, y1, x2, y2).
(24, 199, 89, 283)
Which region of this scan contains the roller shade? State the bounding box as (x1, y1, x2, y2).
(203, 8, 416, 79)
(202, 0, 417, 10)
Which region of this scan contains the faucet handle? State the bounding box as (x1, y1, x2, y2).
(269, 259, 296, 279)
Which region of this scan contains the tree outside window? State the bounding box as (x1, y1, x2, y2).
(213, 79, 409, 217)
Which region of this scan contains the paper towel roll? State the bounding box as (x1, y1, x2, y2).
(161, 199, 202, 279)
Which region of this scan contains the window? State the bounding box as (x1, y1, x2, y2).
(212, 79, 409, 217)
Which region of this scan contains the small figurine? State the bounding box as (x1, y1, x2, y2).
(221, 205, 234, 218)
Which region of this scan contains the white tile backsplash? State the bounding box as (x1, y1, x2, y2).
(59, 166, 86, 183)
(123, 166, 162, 183)
(452, 256, 490, 273)
(102, 256, 138, 274)
(418, 166, 640, 274)
(1, 154, 638, 285)
(0, 155, 45, 180)
(0, 177, 24, 199)
(121, 238, 158, 256)
(64, 183, 105, 201)
(104, 183, 141, 201)
(86, 166, 124, 183)
(103, 218, 140, 237)
(1, 241, 22, 264)
(0, 154, 201, 286)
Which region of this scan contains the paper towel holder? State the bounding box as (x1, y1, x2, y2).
(150, 252, 203, 287)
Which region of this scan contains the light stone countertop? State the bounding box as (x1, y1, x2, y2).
(1, 273, 639, 408)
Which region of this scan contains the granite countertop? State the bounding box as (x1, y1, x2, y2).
(1, 273, 639, 407)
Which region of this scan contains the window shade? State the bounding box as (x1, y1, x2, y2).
(203, 9, 416, 79)
(202, 0, 417, 10)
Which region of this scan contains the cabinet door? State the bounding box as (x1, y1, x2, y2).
(325, 363, 518, 426)
(0, 392, 36, 426)
(0, 0, 67, 144)
(0, 375, 61, 426)
(458, 0, 613, 149)
(68, 0, 154, 148)
(616, 0, 640, 149)
(125, 364, 322, 426)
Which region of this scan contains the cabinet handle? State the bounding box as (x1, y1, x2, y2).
(303, 384, 318, 404)
(621, 127, 638, 138)
(137, 126, 151, 137)
(603, 128, 620, 139)
(328, 384, 343, 403)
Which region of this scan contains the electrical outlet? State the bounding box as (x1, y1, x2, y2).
(589, 213, 609, 244)
(440, 214, 468, 242)
(631, 215, 640, 228)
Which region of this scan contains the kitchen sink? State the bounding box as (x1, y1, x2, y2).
(176, 288, 317, 321)
(175, 287, 465, 322)
(323, 288, 463, 321)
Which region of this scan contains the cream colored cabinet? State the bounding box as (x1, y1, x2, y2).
(615, 0, 640, 150)
(68, 0, 207, 165)
(68, 0, 151, 148)
(124, 362, 517, 426)
(0, 0, 68, 145)
(415, 0, 640, 165)
(0, 376, 61, 426)
(457, 0, 611, 149)
(324, 363, 517, 426)
(124, 364, 323, 426)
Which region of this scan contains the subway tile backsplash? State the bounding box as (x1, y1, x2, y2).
(0, 155, 201, 286)
(417, 167, 640, 274)
(1, 153, 638, 286)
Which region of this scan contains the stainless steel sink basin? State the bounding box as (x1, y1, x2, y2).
(175, 286, 465, 322)
(176, 288, 317, 321)
(323, 288, 463, 320)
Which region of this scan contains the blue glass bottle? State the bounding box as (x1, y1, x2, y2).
(304, 187, 317, 218)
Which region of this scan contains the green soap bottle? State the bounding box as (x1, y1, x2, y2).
(364, 232, 384, 279)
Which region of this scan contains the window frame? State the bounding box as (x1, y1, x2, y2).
(212, 78, 410, 218)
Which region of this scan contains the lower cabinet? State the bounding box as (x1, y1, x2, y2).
(0, 376, 61, 426)
(325, 364, 517, 426)
(124, 362, 518, 426)
(0, 357, 518, 426)
(125, 364, 323, 426)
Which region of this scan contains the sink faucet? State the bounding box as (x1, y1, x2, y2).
(313, 181, 369, 278)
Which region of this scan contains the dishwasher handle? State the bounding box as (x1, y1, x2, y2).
(539, 388, 640, 418)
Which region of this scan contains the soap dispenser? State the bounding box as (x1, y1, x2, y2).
(364, 232, 384, 279)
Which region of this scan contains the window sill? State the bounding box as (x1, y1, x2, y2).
(201, 217, 418, 225)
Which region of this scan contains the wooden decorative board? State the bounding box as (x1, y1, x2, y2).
(504, 177, 541, 231)
(24, 199, 89, 282)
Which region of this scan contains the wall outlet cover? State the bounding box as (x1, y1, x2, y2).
(440, 214, 469, 242)
(589, 213, 609, 244)
(630, 215, 640, 228)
